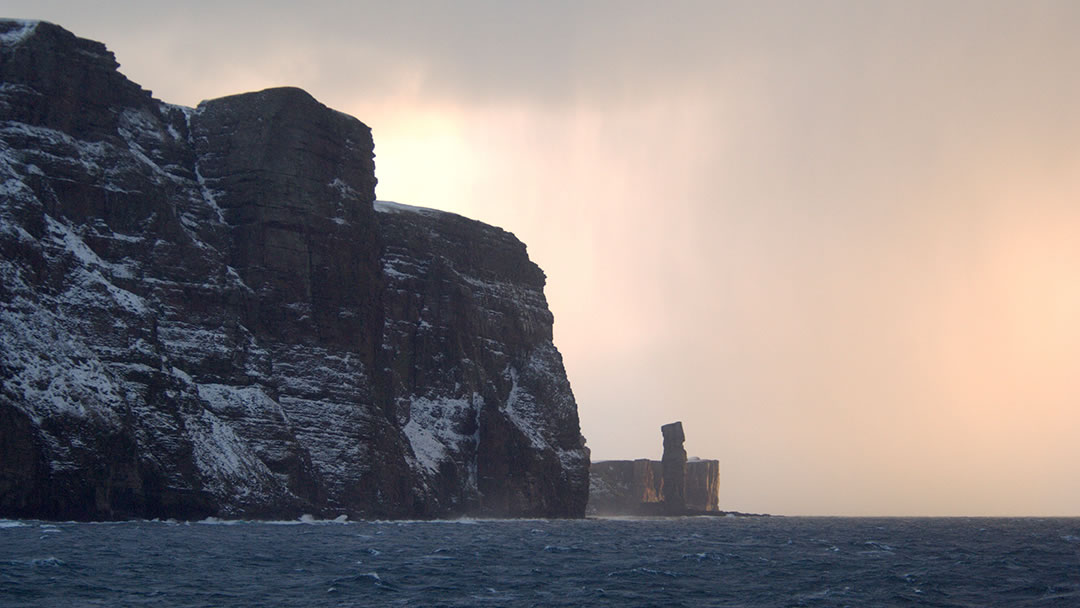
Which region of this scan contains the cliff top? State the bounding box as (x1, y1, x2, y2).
(374, 200, 447, 219)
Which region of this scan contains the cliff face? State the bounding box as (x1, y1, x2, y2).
(587, 459, 719, 515)
(684, 459, 719, 512)
(0, 20, 588, 520)
(587, 459, 662, 515)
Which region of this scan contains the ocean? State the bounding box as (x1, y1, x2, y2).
(2, 516, 1078, 607)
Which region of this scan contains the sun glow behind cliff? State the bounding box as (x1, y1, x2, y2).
(12, 0, 1080, 516)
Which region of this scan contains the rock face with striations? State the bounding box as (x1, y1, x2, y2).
(0, 20, 589, 520)
(684, 458, 719, 512)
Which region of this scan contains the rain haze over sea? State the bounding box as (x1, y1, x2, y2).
(3, 516, 1079, 606)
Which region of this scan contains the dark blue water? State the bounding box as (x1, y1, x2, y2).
(3, 516, 1079, 607)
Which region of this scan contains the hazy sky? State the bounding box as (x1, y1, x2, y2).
(11, 1, 1080, 516)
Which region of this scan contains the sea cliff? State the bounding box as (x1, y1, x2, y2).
(0, 20, 588, 520)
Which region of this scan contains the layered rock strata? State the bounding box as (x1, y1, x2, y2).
(0, 20, 589, 520)
(684, 458, 720, 512)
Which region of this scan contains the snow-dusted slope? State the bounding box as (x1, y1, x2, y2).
(376, 202, 589, 516)
(0, 20, 588, 520)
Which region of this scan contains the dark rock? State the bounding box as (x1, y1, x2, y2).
(586, 459, 661, 515)
(685, 459, 719, 512)
(0, 20, 154, 140)
(660, 421, 687, 512)
(0, 20, 588, 521)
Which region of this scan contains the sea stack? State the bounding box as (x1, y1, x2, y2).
(587, 421, 719, 515)
(660, 421, 687, 513)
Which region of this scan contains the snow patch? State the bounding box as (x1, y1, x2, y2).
(0, 20, 38, 46)
(380, 253, 428, 282)
(374, 200, 445, 218)
(403, 394, 479, 475)
(197, 383, 282, 418)
(502, 367, 548, 451)
(0, 305, 126, 425)
(500, 347, 587, 472)
(182, 107, 226, 223)
(45, 214, 137, 279)
(42, 215, 149, 315)
(329, 178, 359, 199)
(188, 407, 273, 495)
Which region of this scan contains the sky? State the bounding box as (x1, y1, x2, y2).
(10, 1, 1080, 516)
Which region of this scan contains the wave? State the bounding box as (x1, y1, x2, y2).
(196, 514, 351, 526)
(326, 571, 398, 594)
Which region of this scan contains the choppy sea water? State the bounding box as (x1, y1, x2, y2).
(2, 516, 1079, 607)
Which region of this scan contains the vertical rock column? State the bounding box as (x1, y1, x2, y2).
(660, 421, 687, 513)
(192, 87, 382, 351)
